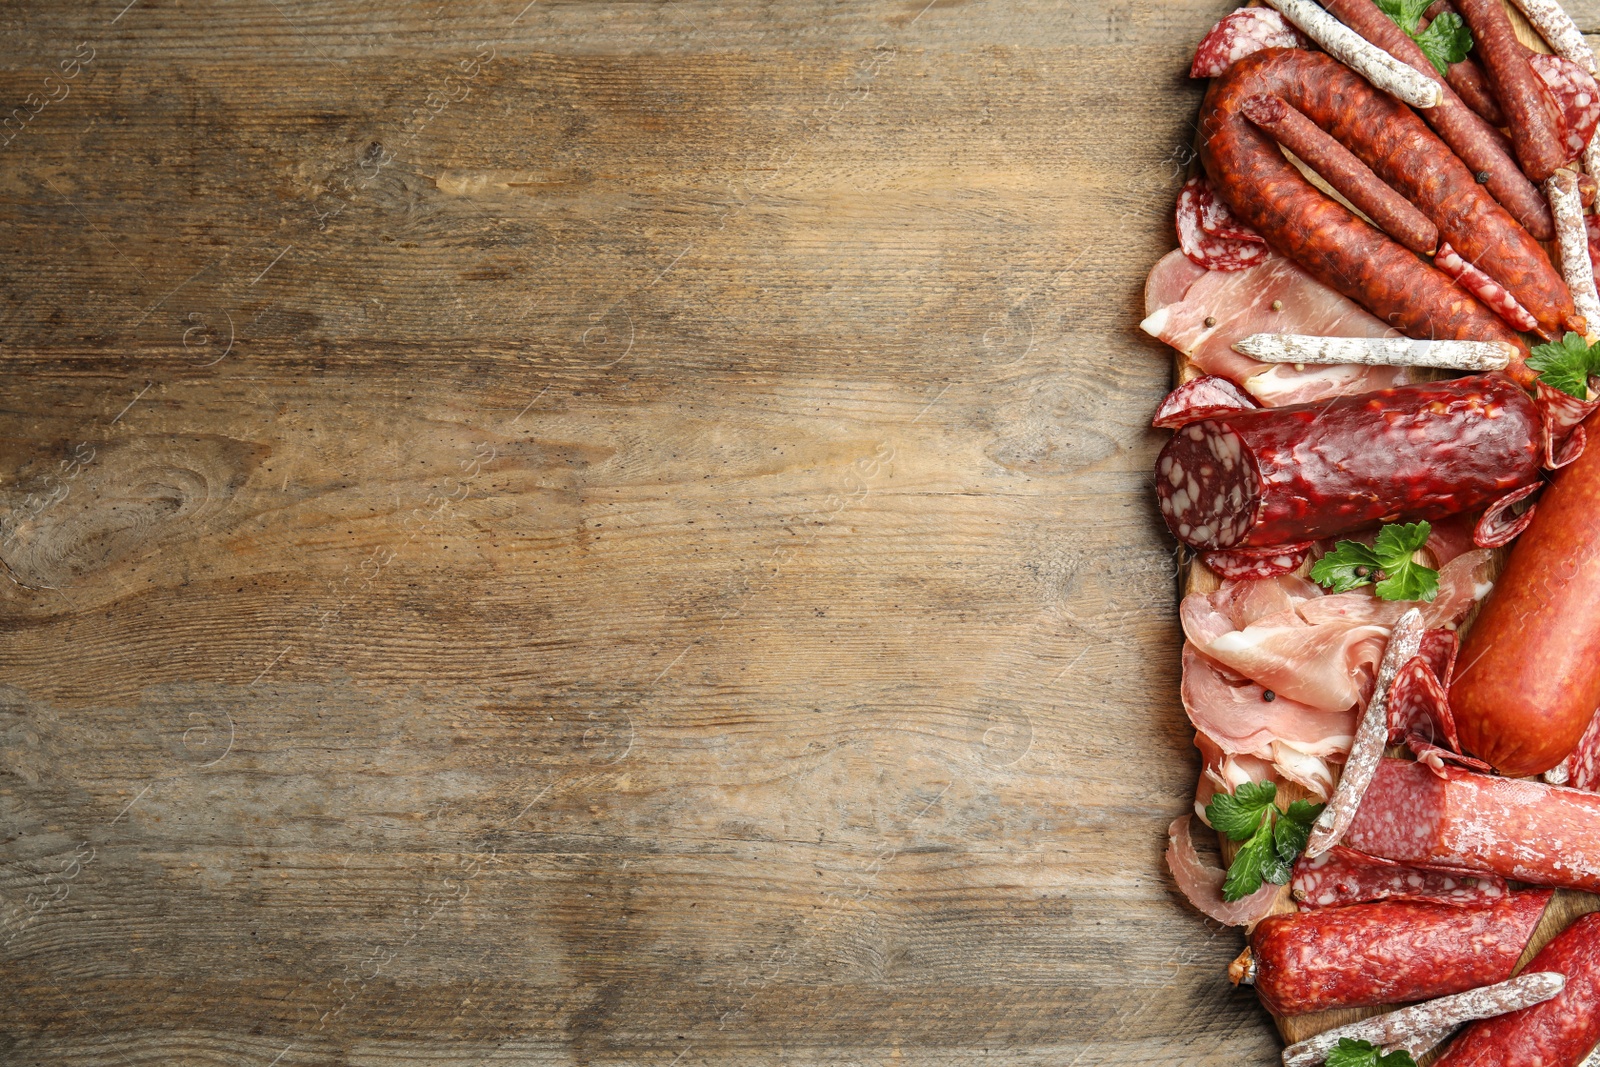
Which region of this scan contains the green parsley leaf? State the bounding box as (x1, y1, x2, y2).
(1205, 780, 1277, 841)
(1375, 0, 1433, 34)
(1284, 798, 1326, 829)
(1528, 331, 1600, 400)
(1310, 540, 1383, 594)
(1273, 809, 1312, 867)
(1325, 1038, 1417, 1067)
(1372, 521, 1438, 602)
(1412, 12, 1473, 75)
(1222, 813, 1279, 901)
(1311, 522, 1438, 602)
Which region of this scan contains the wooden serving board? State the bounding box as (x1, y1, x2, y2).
(1176, 2, 1600, 1058)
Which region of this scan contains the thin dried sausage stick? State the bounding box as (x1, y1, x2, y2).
(1435, 913, 1600, 1067)
(1241, 93, 1439, 255)
(1263, 0, 1442, 108)
(1508, 0, 1597, 75)
(1233, 333, 1514, 370)
(1305, 609, 1423, 859)
(1451, 406, 1600, 776)
(1346, 759, 1600, 890)
(1202, 50, 1574, 349)
(1458, 0, 1569, 181)
(1281, 971, 1567, 1067)
(1550, 169, 1600, 334)
(1323, 0, 1551, 241)
(1155, 375, 1542, 552)
(1234, 892, 1550, 1017)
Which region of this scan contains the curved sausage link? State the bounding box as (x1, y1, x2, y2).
(1457, 0, 1568, 181)
(1202, 49, 1575, 359)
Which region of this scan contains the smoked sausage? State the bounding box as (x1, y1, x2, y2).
(1238, 891, 1549, 1016)
(1458, 0, 1568, 181)
(1345, 759, 1600, 892)
(1451, 408, 1600, 777)
(1434, 912, 1600, 1067)
(1155, 374, 1541, 551)
(1201, 48, 1577, 349)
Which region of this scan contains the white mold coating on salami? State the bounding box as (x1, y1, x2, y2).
(1548, 170, 1600, 332)
(1280, 971, 1567, 1067)
(1509, 0, 1597, 75)
(1264, 0, 1443, 109)
(1233, 333, 1515, 371)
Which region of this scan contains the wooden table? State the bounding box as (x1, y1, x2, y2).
(2, 1, 1539, 1062)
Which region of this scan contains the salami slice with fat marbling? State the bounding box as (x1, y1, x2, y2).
(1531, 52, 1600, 160)
(1150, 374, 1257, 429)
(1292, 845, 1508, 910)
(1190, 8, 1308, 80)
(1176, 178, 1268, 272)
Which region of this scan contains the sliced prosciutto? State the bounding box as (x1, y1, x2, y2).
(1140, 250, 1409, 406)
(1167, 813, 1282, 926)
(1180, 552, 1495, 715)
(1183, 644, 1351, 799)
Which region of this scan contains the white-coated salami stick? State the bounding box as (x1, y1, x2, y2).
(1304, 608, 1424, 860)
(1263, 0, 1444, 109)
(1548, 169, 1600, 338)
(1279, 971, 1567, 1067)
(1508, 0, 1597, 75)
(1233, 334, 1516, 371)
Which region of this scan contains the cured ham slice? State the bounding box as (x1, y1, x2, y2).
(1183, 644, 1351, 799)
(1166, 814, 1282, 926)
(1140, 250, 1409, 405)
(1181, 552, 1495, 715)
(1194, 730, 1278, 818)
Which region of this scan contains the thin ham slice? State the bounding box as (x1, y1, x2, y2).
(1183, 644, 1352, 799)
(1194, 730, 1279, 819)
(1181, 552, 1495, 715)
(1140, 250, 1409, 405)
(1166, 813, 1282, 926)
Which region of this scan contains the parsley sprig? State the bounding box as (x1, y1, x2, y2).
(1377, 0, 1474, 75)
(1310, 521, 1438, 602)
(1325, 1038, 1417, 1067)
(1528, 331, 1600, 401)
(1204, 781, 1325, 902)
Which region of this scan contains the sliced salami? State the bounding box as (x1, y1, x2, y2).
(1531, 53, 1600, 160)
(1435, 913, 1600, 1067)
(1388, 653, 1458, 750)
(1199, 541, 1313, 580)
(1474, 482, 1541, 547)
(1176, 178, 1269, 271)
(1292, 845, 1508, 911)
(1435, 241, 1542, 334)
(1564, 708, 1600, 793)
(1346, 758, 1600, 891)
(1190, 8, 1308, 80)
(1240, 891, 1549, 1016)
(1150, 374, 1257, 429)
(1418, 628, 1458, 685)
(1536, 378, 1599, 470)
(1155, 375, 1543, 552)
(1193, 178, 1263, 242)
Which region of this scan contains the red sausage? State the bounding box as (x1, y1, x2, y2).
(1322, 0, 1550, 241)
(1241, 93, 1439, 255)
(1451, 408, 1600, 777)
(1456, 0, 1568, 181)
(1155, 374, 1542, 551)
(1292, 845, 1509, 910)
(1202, 49, 1573, 345)
(1435, 912, 1600, 1067)
(1345, 759, 1600, 892)
(1241, 892, 1548, 1017)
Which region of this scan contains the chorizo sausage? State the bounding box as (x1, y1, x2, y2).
(1434, 912, 1600, 1067)
(1241, 93, 1439, 255)
(1450, 407, 1600, 777)
(1457, 0, 1568, 181)
(1201, 48, 1577, 349)
(1155, 374, 1542, 551)
(1345, 758, 1600, 891)
(1236, 891, 1549, 1016)
(1322, 0, 1551, 240)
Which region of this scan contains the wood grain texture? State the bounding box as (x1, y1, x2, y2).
(0, 0, 1286, 1063)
